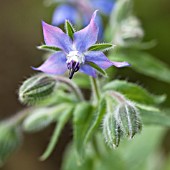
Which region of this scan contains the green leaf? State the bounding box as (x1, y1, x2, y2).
(136, 103, 160, 112)
(65, 20, 75, 39)
(88, 62, 108, 77)
(40, 106, 73, 161)
(117, 126, 165, 170)
(109, 49, 170, 83)
(73, 102, 94, 162)
(84, 98, 106, 145)
(140, 109, 170, 127)
(129, 40, 157, 50)
(103, 80, 166, 105)
(0, 124, 22, 167)
(37, 45, 61, 52)
(88, 43, 114, 52)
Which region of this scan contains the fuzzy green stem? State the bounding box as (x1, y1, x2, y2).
(92, 136, 101, 159)
(90, 77, 100, 103)
(55, 76, 84, 101)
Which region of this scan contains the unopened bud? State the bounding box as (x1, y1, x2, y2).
(115, 101, 142, 139)
(0, 123, 21, 166)
(23, 104, 66, 132)
(19, 74, 57, 105)
(114, 16, 144, 46)
(103, 113, 122, 148)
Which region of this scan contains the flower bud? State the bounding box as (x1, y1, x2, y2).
(115, 101, 142, 139)
(19, 74, 57, 105)
(23, 105, 66, 132)
(103, 113, 122, 148)
(114, 16, 144, 46)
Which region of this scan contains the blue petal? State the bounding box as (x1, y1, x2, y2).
(82, 14, 103, 41)
(42, 21, 73, 53)
(79, 64, 97, 77)
(96, 15, 103, 40)
(52, 5, 79, 26)
(91, 0, 115, 15)
(73, 10, 99, 52)
(33, 52, 67, 75)
(85, 51, 130, 69)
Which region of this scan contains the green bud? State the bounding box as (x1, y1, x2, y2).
(114, 16, 144, 46)
(115, 101, 142, 139)
(104, 91, 142, 148)
(103, 113, 122, 148)
(19, 74, 57, 105)
(23, 104, 66, 132)
(0, 123, 22, 167)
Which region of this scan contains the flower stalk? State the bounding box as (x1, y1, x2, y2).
(90, 77, 100, 103)
(55, 76, 84, 101)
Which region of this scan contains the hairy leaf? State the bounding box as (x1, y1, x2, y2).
(84, 98, 106, 144)
(103, 80, 166, 105)
(140, 109, 170, 127)
(73, 102, 94, 161)
(40, 106, 73, 160)
(109, 49, 170, 83)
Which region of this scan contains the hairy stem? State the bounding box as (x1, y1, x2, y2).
(55, 76, 84, 101)
(90, 77, 100, 103)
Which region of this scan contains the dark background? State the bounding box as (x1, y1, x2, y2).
(0, 0, 170, 169)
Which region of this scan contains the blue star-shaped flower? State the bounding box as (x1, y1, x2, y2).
(34, 11, 129, 79)
(51, 0, 115, 39)
(52, 0, 115, 26)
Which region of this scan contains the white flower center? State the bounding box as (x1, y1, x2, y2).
(66, 51, 85, 64)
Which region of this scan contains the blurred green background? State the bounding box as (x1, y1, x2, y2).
(0, 0, 170, 169)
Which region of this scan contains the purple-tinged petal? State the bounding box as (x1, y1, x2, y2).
(33, 52, 67, 75)
(85, 51, 130, 69)
(73, 10, 99, 52)
(42, 21, 73, 53)
(91, 0, 115, 15)
(85, 51, 113, 69)
(52, 5, 79, 26)
(111, 61, 130, 68)
(79, 64, 97, 77)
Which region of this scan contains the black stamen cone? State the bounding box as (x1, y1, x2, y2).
(69, 69, 75, 79)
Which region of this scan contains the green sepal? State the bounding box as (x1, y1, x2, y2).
(65, 20, 75, 39)
(37, 45, 61, 52)
(88, 43, 114, 52)
(103, 80, 166, 105)
(88, 62, 108, 77)
(19, 74, 57, 106)
(40, 106, 73, 161)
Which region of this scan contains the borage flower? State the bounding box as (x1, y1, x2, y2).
(34, 11, 129, 79)
(50, 0, 115, 26)
(50, 0, 115, 39)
